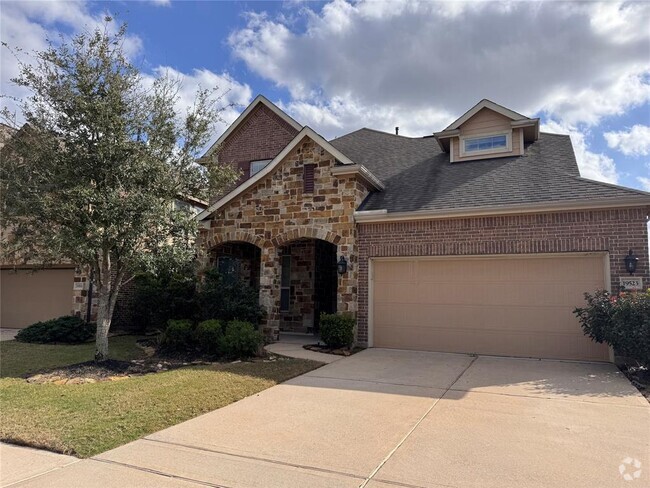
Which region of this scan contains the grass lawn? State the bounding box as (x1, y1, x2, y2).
(0, 335, 146, 378)
(0, 337, 322, 457)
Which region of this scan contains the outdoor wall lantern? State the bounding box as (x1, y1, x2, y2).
(337, 255, 348, 275)
(624, 249, 638, 275)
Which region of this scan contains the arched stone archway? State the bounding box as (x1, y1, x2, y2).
(205, 230, 265, 250)
(271, 227, 341, 248)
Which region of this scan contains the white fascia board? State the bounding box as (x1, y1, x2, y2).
(196, 126, 357, 221)
(353, 197, 650, 223)
(330, 164, 385, 190)
(200, 95, 303, 161)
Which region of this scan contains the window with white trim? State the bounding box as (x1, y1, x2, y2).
(250, 159, 271, 177)
(464, 134, 507, 153)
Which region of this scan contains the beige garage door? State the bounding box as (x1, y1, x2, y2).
(1, 269, 75, 328)
(371, 254, 609, 361)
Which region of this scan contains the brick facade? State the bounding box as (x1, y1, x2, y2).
(200, 136, 370, 339)
(356, 207, 650, 344)
(218, 103, 299, 189)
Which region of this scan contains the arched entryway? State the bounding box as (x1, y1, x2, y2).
(278, 238, 338, 333)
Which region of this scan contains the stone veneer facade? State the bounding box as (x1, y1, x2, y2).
(200, 136, 370, 339)
(356, 207, 650, 345)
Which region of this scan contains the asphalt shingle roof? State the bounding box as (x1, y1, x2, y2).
(328, 129, 649, 213)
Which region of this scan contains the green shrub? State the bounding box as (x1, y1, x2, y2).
(199, 270, 264, 325)
(130, 266, 198, 332)
(320, 313, 355, 349)
(15, 316, 95, 344)
(193, 319, 224, 356)
(159, 319, 195, 353)
(575, 290, 650, 366)
(219, 320, 263, 359)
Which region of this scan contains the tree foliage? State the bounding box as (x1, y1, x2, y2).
(1, 19, 238, 360)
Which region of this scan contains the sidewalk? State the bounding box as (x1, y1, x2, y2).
(0, 443, 78, 487)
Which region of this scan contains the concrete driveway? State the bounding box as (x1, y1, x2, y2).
(5, 349, 648, 488)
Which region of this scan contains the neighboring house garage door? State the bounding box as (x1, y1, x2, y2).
(1, 268, 75, 329)
(371, 254, 609, 361)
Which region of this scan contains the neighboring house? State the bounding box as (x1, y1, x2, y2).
(0, 122, 207, 330)
(197, 95, 650, 362)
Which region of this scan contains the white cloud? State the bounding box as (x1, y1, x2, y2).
(637, 164, 650, 191)
(142, 67, 252, 148)
(1, 1, 143, 121)
(604, 125, 650, 157)
(229, 1, 650, 133)
(542, 121, 618, 184)
(0, 0, 252, 152)
(280, 94, 453, 139)
(149, 0, 171, 6)
(638, 177, 650, 191)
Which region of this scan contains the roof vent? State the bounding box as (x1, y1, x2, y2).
(395, 127, 399, 135)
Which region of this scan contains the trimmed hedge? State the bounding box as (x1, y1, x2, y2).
(15, 316, 95, 344)
(157, 318, 263, 359)
(574, 290, 650, 366)
(320, 313, 355, 349)
(159, 319, 194, 353)
(193, 319, 224, 356)
(220, 321, 263, 359)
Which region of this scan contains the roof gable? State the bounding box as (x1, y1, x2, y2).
(201, 95, 302, 161)
(197, 127, 383, 221)
(444, 99, 529, 131)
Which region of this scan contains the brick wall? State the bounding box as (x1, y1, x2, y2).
(356, 207, 650, 345)
(218, 103, 299, 190)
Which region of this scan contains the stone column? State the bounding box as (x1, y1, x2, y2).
(259, 244, 281, 341)
(336, 238, 358, 316)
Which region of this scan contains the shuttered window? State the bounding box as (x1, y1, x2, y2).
(303, 164, 315, 193)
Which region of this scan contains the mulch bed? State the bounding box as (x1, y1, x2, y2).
(25, 358, 207, 384)
(619, 364, 649, 401)
(303, 344, 364, 356)
(25, 351, 290, 385)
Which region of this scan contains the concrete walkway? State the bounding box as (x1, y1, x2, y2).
(3, 349, 648, 487)
(264, 333, 342, 363)
(0, 444, 78, 487)
(0, 329, 18, 342)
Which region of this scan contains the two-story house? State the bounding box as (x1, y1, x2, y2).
(196, 96, 650, 362)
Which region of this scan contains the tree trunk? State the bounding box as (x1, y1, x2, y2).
(94, 255, 124, 362)
(95, 287, 111, 362)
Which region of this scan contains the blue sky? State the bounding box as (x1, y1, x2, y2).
(1, 0, 649, 191)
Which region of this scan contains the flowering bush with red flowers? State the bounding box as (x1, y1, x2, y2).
(574, 289, 650, 367)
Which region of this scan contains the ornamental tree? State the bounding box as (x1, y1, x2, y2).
(1, 19, 237, 361)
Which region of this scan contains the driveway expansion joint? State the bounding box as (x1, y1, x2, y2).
(91, 458, 218, 487)
(139, 437, 366, 481)
(358, 356, 479, 488)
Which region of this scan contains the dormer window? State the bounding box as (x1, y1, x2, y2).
(250, 159, 271, 177)
(459, 132, 511, 157)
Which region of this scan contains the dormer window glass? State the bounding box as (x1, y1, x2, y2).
(464, 134, 507, 153)
(250, 159, 271, 177)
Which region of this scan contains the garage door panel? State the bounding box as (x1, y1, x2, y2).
(376, 303, 588, 335)
(1, 269, 75, 328)
(372, 255, 609, 361)
(405, 281, 583, 308)
(373, 282, 419, 304)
